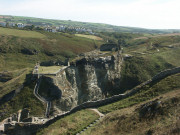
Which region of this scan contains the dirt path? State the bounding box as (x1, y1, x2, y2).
(90, 109, 105, 117)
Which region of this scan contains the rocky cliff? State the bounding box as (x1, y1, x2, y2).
(40, 51, 123, 114)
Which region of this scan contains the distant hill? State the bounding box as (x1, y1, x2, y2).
(1, 15, 180, 33)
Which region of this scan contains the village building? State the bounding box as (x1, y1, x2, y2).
(17, 23, 24, 28)
(0, 22, 6, 27)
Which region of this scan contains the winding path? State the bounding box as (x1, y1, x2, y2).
(33, 75, 51, 117)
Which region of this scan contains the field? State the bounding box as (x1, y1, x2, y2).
(133, 32, 180, 40)
(75, 34, 103, 40)
(38, 66, 62, 74)
(0, 27, 46, 38)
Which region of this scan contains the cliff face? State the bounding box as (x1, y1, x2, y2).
(43, 52, 123, 114)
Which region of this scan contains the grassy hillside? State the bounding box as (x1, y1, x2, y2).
(0, 27, 104, 71)
(0, 73, 46, 121)
(75, 34, 103, 40)
(84, 90, 180, 135)
(0, 27, 46, 38)
(112, 34, 180, 94)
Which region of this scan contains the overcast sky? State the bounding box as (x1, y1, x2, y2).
(0, 0, 179, 29)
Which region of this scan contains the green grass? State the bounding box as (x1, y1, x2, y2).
(114, 55, 174, 94)
(37, 109, 99, 135)
(38, 66, 62, 74)
(84, 92, 180, 135)
(0, 74, 46, 121)
(75, 34, 103, 40)
(99, 73, 180, 114)
(0, 30, 104, 72)
(0, 27, 46, 38)
(0, 68, 30, 98)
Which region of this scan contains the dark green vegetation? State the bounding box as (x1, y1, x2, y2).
(0, 68, 29, 98)
(37, 109, 99, 135)
(0, 73, 45, 121)
(1, 15, 180, 33)
(38, 76, 61, 100)
(112, 34, 180, 93)
(117, 55, 174, 93)
(99, 73, 180, 113)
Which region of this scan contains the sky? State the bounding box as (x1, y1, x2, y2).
(0, 0, 179, 29)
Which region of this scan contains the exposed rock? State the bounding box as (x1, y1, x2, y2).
(43, 52, 123, 114)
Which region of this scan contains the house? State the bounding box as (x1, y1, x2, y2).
(0, 22, 6, 27)
(8, 22, 16, 27)
(52, 27, 57, 33)
(45, 26, 56, 32)
(17, 23, 24, 28)
(59, 25, 66, 31)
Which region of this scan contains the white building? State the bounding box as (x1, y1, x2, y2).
(17, 23, 24, 28)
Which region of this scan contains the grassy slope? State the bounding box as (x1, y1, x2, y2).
(0, 27, 46, 38)
(37, 109, 99, 135)
(0, 27, 104, 71)
(0, 74, 46, 121)
(0, 68, 30, 98)
(84, 90, 180, 135)
(75, 34, 103, 40)
(116, 35, 180, 93)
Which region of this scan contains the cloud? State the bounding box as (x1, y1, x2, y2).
(0, 0, 179, 29)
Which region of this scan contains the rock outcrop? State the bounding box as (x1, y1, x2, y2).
(42, 51, 123, 114)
